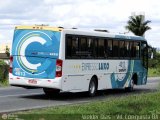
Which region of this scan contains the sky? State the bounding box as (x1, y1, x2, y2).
(0, 0, 160, 48)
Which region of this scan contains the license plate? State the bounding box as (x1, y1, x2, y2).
(28, 79, 37, 84)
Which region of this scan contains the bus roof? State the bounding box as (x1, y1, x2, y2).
(15, 25, 63, 32)
(15, 26, 146, 41)
(63, 29, 146, 41)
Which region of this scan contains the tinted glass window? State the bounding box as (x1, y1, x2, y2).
(66, 36, 72, 58)
(124, 41, 130, 58)
(134, 42, 140, 58)
(106, 40, 112, 57)
(130, 41, 140, 58)
(86, 38, 94, 58)
(72, 37, 80, 58)
(113, 41, 119, 57)
(98, 39, 105, 58)
(119, 41, 125, 57)
(94, 39, 98, 58)
(66, 34, 142, 60)
(79, 37, 87, 58)
(141, 42, 148, 68)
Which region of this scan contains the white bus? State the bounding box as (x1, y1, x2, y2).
(9, 26, 148, 96)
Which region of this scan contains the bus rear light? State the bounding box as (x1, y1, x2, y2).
(9, 67, 12, 73)
(56, 59, 63, 77)
(9, 56, 13, 73)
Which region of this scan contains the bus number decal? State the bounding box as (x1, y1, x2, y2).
(118, 61, 127, 72)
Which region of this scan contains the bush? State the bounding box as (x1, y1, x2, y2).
(148, 52, 160, 69)
(0, 60, 9, 81)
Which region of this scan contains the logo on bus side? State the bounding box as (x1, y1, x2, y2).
(82, 62, 109, 71)
(15, 31, 59, 76)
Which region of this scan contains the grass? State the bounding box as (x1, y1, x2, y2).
(11, 91, 160, 120)
(0, 79, 9, 87)
(148, 68, 160, 77)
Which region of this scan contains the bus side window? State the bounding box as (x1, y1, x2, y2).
(72, 37, 80, 58)
(66, 36, 72, 59)
(80, 37, 86, 51)
(130, 42, 140, 59)
(106, 40, 112, 58)
(130, 41, 134, 58)
(98, 38, 105, 58)
(113, 40, 119, 58)
(119, 41, 125, 58)
(93, 39, 98, 58)
(141, 42, 148, 68)
(79, 37, 87, 58)
(87, 38, 94, 58)
(135, 42, 140, 58)
(124, 41, 130, 58)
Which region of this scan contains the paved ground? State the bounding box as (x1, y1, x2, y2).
(0, 77, 159, 113)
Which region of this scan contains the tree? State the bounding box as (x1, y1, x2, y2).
(125, 15, 151, 36)
(5, 45, 10, 57)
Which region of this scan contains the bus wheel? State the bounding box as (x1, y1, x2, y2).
(88, 77, 97, 97)
(43, 88, 60, 96)
(125, 78, 134, 92)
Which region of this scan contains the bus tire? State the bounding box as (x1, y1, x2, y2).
(125, 78, 134, 92)
(88, 77, 97, 97)
(43, 88, 60, 96)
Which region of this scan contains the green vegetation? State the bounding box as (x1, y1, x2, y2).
(5, 45, 10, 57)
(125, 14, 159, 77)
(0, 79, 9, 87)
(0, 60, 9, 87)
(13, 91, 160, 120)
(148, 52, 160, 77)
(148, 68, 160, 77)
(125, 14, 151, 36)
